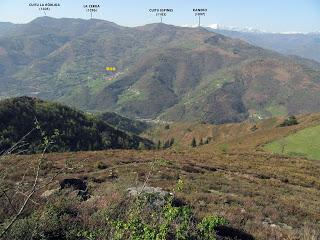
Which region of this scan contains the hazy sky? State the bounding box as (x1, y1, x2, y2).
(0, 0, 319, 33)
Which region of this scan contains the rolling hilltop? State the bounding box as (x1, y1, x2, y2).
(1, 17, 320, 124)
(0, 96, 153, 153)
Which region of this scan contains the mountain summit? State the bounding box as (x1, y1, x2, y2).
(1, 17, 320, 123)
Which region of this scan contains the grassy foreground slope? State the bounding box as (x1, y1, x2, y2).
(1, 150, 319, 239)
(1, 112, 320, 239)
(264, 124, 320, 160)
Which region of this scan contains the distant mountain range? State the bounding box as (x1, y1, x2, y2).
(1, 17, 320, 124)
(208, 28, 320, 63)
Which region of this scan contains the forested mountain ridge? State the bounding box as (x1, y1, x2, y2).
(0, 96, 153, 153)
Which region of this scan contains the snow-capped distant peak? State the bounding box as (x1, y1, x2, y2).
(181, 24, 201, 28)
(182, 23, 319, 35)
(205, 23, 264, 33)
(207, 23, 219, 29)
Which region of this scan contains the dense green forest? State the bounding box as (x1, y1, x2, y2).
(0, 97, 153, 154)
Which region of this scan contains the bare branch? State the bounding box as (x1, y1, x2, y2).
(0, 143, 48, 237)
(2, 190, 18, 214)
(0, 128, 36, 158)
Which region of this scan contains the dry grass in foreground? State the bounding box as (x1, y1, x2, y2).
(1, 149, 319, 239)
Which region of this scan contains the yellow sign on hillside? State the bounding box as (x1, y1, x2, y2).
(106, 67, 117, 72)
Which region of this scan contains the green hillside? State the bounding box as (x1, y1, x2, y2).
(264, 124, 320, 160)
(0, 97, 153, 154)
(1, 17, 320, 124)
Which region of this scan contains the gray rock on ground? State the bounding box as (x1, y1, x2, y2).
(41, 188, 60, 198)
(126, 186, 171, 197)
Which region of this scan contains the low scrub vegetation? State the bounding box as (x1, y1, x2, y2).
(279, 115, 298, 127)
(1, 176, 229, 240)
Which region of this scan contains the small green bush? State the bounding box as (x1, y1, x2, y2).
(5, 197, 81, 240)
(220, 144, 229, 153)
(191, 137, 197, 148)
(198, 216, 229, 240)
(94, 161, 107, 170)
(279, 115, 298, 127)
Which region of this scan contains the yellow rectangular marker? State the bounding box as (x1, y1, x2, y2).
(106, 67, 117, 72)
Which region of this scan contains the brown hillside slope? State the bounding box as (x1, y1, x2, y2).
(2, 114, 320, 239)
(1, 149, 319, 239)
(144, 113, 320, 152)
